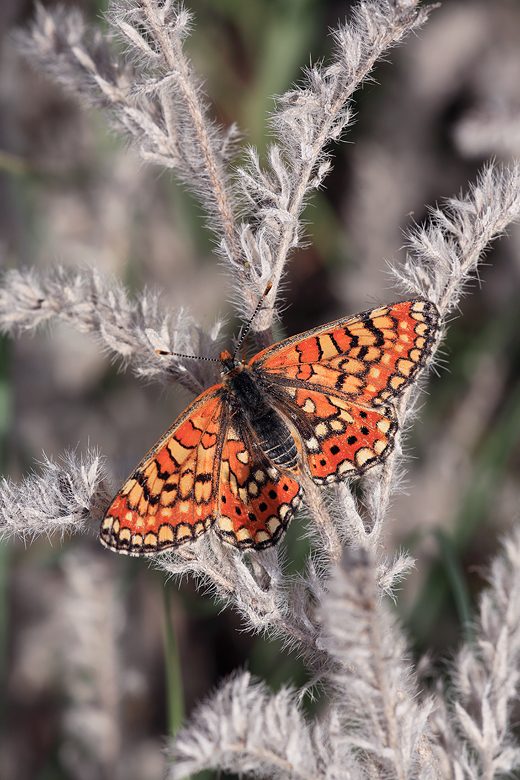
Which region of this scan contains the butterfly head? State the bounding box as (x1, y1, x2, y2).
(219, 350, 242, 378)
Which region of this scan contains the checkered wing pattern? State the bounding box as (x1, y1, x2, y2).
(101, 299, 439, 555)
(251, 299, 439, 483)
(100, 389, 302, 555)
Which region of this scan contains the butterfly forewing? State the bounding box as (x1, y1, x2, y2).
(100, 388, 225, 555)
(252, 299, 439, 407)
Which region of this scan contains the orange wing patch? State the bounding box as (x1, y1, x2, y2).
(253, 299, 439, 406)
(288, 387, 397, 483)
(100, 389, 225, 555)
(216, 431, 303, 548)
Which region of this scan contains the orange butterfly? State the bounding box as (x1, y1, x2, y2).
(100, 298, 439, 555)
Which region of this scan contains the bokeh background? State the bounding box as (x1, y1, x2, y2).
(1, 0, 520, 777)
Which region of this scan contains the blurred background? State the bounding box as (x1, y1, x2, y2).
(1, 0, 520, 777)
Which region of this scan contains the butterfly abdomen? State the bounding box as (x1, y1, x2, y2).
(224, 365, 299, 472)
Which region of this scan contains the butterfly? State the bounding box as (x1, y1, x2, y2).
(100, 298, 439, 556)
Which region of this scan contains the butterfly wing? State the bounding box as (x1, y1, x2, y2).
(252, 299, 439, 406)
(250, 299, 439, 482)
(100, 385, 226, 556)
(101, 385, 303, 554)
(214, 422, 303, 549)
(267, 384, 398, 483)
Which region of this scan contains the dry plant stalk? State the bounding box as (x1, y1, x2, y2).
(1, 1, 520, 778)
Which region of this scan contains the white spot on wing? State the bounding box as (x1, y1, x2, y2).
(305, 436, 320, 453)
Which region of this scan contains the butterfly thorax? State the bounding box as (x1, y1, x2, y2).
(219, 349, 299, 472)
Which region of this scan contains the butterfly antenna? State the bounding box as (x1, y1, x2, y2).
(156, 283, 272, 363)
(232, 283, 273, 360)
(155, 349, 220, 362)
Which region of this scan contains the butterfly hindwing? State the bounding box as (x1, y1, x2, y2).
(275, 386, 398, 483)
(215, 423, 303, 549)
